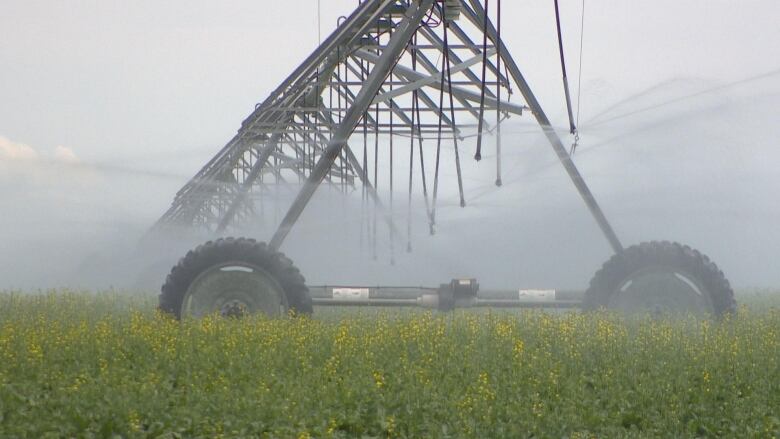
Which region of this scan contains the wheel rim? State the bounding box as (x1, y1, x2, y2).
(182, 262, 288, 318)
(608, 267, 714, 316)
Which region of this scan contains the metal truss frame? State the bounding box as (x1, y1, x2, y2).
(153, 0, 624, 255)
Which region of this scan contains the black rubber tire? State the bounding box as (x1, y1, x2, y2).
(583, 241, 736, 316)
(159, 237, 313, 319)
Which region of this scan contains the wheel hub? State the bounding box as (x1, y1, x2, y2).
(182, 263, 288, 318)
(219, 299, 250, 318)
(609, 268, 714, 316)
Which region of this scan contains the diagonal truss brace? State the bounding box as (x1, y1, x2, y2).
(372, 48, 496, 104)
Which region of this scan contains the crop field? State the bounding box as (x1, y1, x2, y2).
(0, 291, 779, 438)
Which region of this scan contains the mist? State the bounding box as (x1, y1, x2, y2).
(1, 1, 779, 293)
(2, 73, 779, 292)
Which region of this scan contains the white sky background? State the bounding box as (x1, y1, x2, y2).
(0, 0, 779, 289)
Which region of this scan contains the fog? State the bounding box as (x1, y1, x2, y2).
(1, 1, 779, 292)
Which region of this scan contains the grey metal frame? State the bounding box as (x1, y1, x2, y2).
(152, 0, 624, 256)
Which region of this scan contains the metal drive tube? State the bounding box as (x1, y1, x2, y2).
(472, 299, 581, 309)
(308, 286, 437, 299)
(308, 284, 584, 309)
(312, 298, 420, 307)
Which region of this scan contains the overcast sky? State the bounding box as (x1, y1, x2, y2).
(1, 1, 779, 289)
(2, 1, 777, 162)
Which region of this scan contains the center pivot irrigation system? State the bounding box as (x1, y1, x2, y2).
(153, 0, 736, 319)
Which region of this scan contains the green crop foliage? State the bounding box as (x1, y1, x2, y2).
(0, 290, 779, 438)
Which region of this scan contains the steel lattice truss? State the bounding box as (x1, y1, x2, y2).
(153, 0, 624, 254)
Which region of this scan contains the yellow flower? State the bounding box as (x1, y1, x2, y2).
(128, 410, 142, 432)
(513, 339, 525, 360)
(373, 370, 385, 389)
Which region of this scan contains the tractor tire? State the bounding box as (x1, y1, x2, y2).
(159, 237, 312, 319)
(583, 241, 736, 317)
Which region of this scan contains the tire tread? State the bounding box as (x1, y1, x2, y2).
(583, 241, 736, 316)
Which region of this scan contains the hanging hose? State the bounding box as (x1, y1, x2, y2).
(444, 23, 466, 208)
(389, 71, 395, 265)
(342, 58, 350, 194)
(361, 59, 368, 252)
(407, 35, 417, 253)
(274, 154, 280, 224)
(337, 51, 347, 195)
(431, 27, 447, 235)
(416, 114, 432, 219)
(373, 100, 379, 260)
(313, 69, 319, 175)
(413, 47, 433, 233)
(475, 0, 490, 161)
(302, 106, 308, 184)
(372, 21, 380, 260)
(407, 94, 415, 253)
(495, 0, 503, 186)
